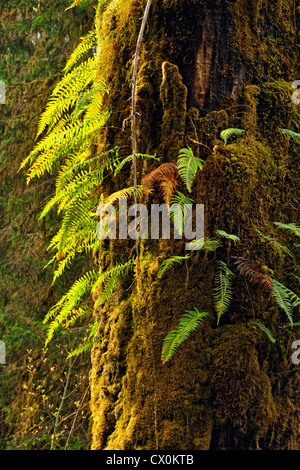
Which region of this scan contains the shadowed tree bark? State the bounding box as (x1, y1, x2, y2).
(90, 0, 300, 450)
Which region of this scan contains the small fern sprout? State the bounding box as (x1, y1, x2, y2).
(220, 128, 245, 145)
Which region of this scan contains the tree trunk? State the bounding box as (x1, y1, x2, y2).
(90, 0, 300, 450)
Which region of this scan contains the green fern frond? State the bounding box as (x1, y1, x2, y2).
(278, 128, 300, 142)
(268, 277, 294, 325)
(274, 222, 300, 238)
(170, 191, 194, 236)
(177, 147, 204, 192)
(215, 229, 240, 244)
(255, 228, 293, 257)
(220, 128, 245, 145)
(255, 321, 276, 344)
(64, 29, 96, 73)
(214, 261, 235, 325)
(157, 254, 190, 279)
(187, 237, 223, 251)
(162, 309, 208, 363)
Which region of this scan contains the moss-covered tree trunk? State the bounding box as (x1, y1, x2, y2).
(90, 0, 300, 450)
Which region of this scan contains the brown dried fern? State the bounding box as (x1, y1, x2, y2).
(141, 162, 178, 205)
(233, 256, 274, 291)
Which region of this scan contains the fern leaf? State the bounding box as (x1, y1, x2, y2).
(187, 237, 222, 251)
(44, 270, 97, 345)
(158, 255, 190, 279)
(255, 228, 293, 257)
(141, 162, 178, 196)
(233, 256, 274, 291)
(274, 222, 300, 238)
(114, 153, 160, 176)
(215, 229, 240, 244)
(177, 147, 203, 192)
(64, 29, 96, 73)
(268, 277, 294, 325)
(170, 191, 194, 236)
(278, 128, 300, 142)
(220, 128, 245, 145)
(162, 309, 208, 363)
(214, 261, 235, 325)
(255, 321, 276, 344)
(93, 259, 135, 307)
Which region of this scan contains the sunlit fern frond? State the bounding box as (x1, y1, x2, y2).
(65, 0, 89, 10)
(93, 259, 135, 307)
(220, 128, 245, 145)
(214, 260, 235, 325)
(215, 229, 240, 245)
(44, 269, 97, 346)
(162, 309, 209, 363)
(255, 227, 293, 257)
(114, 153, 160, 176)
(157, 254, 190, 279)
(187, 237, 223, 251)
(36, 57, 96, 138)
(101, 186, 144, 214)
(26, 115, 109, 182)
(64, 28, 96, 73)
(177, 147, 204, 192)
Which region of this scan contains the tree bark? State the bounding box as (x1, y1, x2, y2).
(90, 0, 300, 450)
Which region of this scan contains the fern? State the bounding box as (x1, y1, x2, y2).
(268, 277, 294, 325)
(187, 237, 222, 251)
(255, 321, 276, 344)
(170, 191, 194, 236)
(161, 309, 208, 363)
(67, 320, 101, 359)
(274, 222, 300, 238)
(220, 128, 245, 145)
(141, 162, 178, 204)
(64, 29, 96, 73)
(278, 128, 300, 142)
(43, 270, 97, 346)
(214, 261, 235, 325)
(255, 228, 293, 257)
(114, 153, 160, 176)
(177, 147, 203, 192)
(93, 259, 135, 308)
(233, 256, 274, 291)
(215, 229, 240, 245)
(157, 254, 190, 279)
